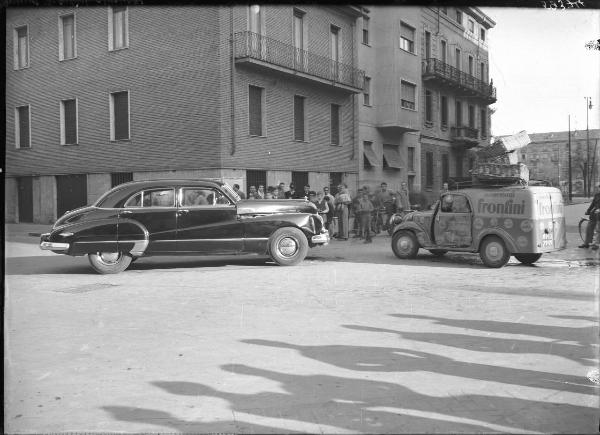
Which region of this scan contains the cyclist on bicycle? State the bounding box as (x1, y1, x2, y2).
(375, 182, 394, 231)
(580, 183, 600, 249)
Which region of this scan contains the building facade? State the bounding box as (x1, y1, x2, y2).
(6, 5, 496, 223)
(521, 129, 600, 196)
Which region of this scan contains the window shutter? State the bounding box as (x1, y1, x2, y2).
(249, 85, 262, 136)
(64, 99, 77, 144)
(113, 91, 129, 140)
(331, 104, 340, 145)
(18, 106, 30, 148)
(294, 95, 304, 141)
(63, 15, 74, 59)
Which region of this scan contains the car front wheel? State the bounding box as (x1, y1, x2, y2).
(479, 236, 510, 268)
(268, 227, 309, 266)
(392, 230, 419, 259)
(514, 253, 542, 265)
(88, 251, 133, 274)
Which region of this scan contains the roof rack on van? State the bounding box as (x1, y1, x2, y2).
(449, 178, 528, 190)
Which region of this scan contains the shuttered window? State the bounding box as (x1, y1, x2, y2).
(16, 26, 29, 69)
(249, 85, 263, 136)
(480, 109, 487, 137)
(399, 22, 415, 53)
(16, 105, 30, 148)
(425, 152, 434, 188)
(455, 100, 462, 126)
(408, 147, 415, 172)
(441, 95, 448, 126)
(330, 104, 340, 145)
(111, 172, 133, 187)
(61, 14, 75, 60)
(111, 91, 129, 140)
(111, 6, 128, 50)
(294, 95, 305, 141)
(425, 90, 433, 123)
(401, 81, 416, 110)
(62, 99, 78, 145)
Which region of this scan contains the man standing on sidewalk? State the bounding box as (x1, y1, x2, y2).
(579, 183, 600, 248)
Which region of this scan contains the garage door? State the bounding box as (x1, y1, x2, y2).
(57, 174, 87, 217)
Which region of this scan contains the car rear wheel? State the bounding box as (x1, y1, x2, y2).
(268, 227, 309, 266)
(88, 251, 133, 274)
(514, 253, 542, 264)
(392, 230, 419, 259)
(479, 236, 510, 268)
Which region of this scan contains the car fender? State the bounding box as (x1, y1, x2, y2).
(392, 222, 431, 247)
(51, 217, 120, 256)
(115, 218, 150, 256)
(241, 212, 319, 239)
(475, 228, 517, 253)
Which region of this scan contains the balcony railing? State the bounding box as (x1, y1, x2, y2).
(234, 31, 365, 91)
(451, 126, 480, 147)
(422, 58, 496, 104)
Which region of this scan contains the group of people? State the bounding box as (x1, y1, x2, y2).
(233, 181, 412, 243)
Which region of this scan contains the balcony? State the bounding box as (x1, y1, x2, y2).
(451, 126, 480, 148)
(233, 31, 365, 92)
(422, 58, 496, 104)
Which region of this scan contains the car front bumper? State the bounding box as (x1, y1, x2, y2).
(311, 230, 330, 245)
(40, 233, 70, 251)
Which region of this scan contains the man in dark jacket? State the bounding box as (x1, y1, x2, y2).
(579, 183, 600, 248)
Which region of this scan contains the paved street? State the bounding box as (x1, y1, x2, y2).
(4, 202, 599, 434)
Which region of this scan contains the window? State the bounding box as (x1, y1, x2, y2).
(456, 10, 463, 25)
(181, 188, 229, 206)
(125, 189, 175, 208)
(425, 151, 434, 188)
(14, 26, 29, 69)
(480, 62, 486, 81)
(468, 105, 475, 128)
(59, 14, 76, 60)
(425, 90, 433, 124)
(15, 105, 31, 149)
(468, 19, 474, 33)
(401, 81, 416, 110)
(441, 95, 448, 127)
(330, 104, 341, 145)
(455, 48, 461, 70)
(455, 100, 462, 126)
(362, 16, 369, 45)
(425, 31, 431, 59)
(110, 91, 130, 141)
(330, 26, 340, 79)
(408, 147, 415, 172)
(248, 85, 264, 136)
(442, 154, 449, 183)
(363, 76, 371, 106)
(246, 170, 266, 193)
(249, 5, 262, 34)
(293, 9, 305, 68)
(440, 40, 447, 63)
(294, 95, 305, 141)
(60, 99, 78, 145)
(111, 172, 133, 187)
(363, 141, 374, 168)
(480, 109, 487, 137)
(109, 6, 128, 50)
(399, 22, 415, 53)
(480, 28, 486, 41)
(468, 55, 474, 75)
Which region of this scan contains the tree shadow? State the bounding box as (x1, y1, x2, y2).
(148, 364, 596, 434)
(240, 339, 597, 396)
(342, 324, 598, 367)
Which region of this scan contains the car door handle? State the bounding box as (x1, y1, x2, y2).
(178, 209, 190, 214)
(121, 210, 133, 215)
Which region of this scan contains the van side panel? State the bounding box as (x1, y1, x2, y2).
(550, 191, 567, 250)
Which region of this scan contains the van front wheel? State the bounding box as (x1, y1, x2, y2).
(479, 236, 510, 268)
(514, 253, 542, 265)
(392, 231, 419, 259)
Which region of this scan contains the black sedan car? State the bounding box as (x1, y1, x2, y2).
(40, 179, 329, 274)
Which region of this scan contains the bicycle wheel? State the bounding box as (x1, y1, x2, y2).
(579, 218, 589, 242)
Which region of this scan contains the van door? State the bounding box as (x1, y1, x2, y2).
(549, 190, 567, 249)
(433, 193, 473, 247)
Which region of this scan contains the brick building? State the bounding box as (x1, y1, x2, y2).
(6, 5, 365, 223)
(521, 129, 600, 196)
(5, 5, 497, 223)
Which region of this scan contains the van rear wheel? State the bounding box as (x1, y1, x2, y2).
(479, 236, 510, 268)
(392, 231, 419, 259)
(514, 253, 542, 265)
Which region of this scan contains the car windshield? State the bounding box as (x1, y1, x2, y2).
(221, 183, 241, 203)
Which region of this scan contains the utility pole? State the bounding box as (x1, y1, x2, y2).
(568, 115, 572, 202)
(585, 97, 593, 197)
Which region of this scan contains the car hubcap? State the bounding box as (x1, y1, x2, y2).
(98, 252, 121, 264)
(278, 237, 298, 257)
(487, 243, 502, 261)
(398, 236, 412, 253)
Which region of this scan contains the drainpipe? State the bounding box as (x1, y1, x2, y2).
(230, 7, 236, 156)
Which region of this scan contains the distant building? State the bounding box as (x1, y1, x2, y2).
(521, 129, 600, 195)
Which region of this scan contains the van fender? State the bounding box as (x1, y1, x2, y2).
(475, 228, 518, 253)
(393, 222, 432, 247)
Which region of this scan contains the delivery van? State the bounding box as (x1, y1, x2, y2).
(391, 185, 566, 267)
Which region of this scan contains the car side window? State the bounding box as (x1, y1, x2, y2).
(451, 195, 471, 213)
(441, 194, 453, 212)
(124, 192, 142, 207)
(181, 188, 231, 207)
(143, 189, 175, 207)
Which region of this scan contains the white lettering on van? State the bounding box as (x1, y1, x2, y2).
(477, 198, 526, 215)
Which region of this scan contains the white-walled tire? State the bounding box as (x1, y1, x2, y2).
(268, 227, 308, 266)
(479, 236, 510, 268)
(88, 252, 133, 274)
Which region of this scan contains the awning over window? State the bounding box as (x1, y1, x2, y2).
(383, 145, 402, 169)
(363, 144, 380, 167)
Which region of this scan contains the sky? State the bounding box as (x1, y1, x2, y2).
(481, 7, 599, 137)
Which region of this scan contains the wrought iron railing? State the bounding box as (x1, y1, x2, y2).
(234, 31, 365, 90)
(451, 126, 479, 140)
(423, 58, 496, 102)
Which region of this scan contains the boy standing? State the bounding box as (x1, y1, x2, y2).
(356, 188, 374, 243)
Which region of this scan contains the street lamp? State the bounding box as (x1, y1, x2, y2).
(585, 97, 593, 197)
